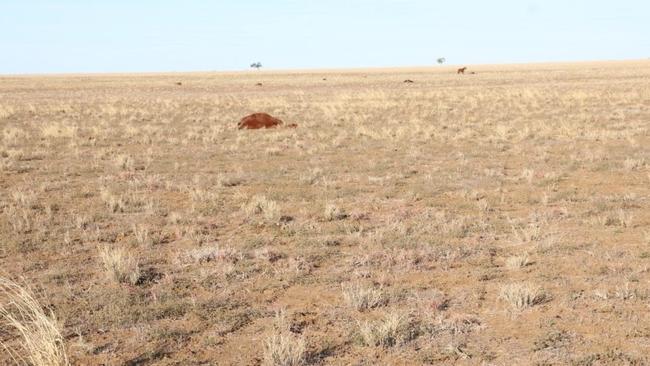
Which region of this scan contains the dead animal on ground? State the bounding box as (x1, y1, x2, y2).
(238, 113, 296, 129)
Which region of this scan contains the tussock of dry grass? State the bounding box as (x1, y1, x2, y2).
(98, 246, 141, 285)
(505, 255, 530, 270)
(244, 195, 280, 222)
(178, 246, 242, 265)
(0, 277, 68, 366)
(500, 283, 548, 310)
(357, 312, 417, 347)
(263, 310, 307, 366)
(341, 282, 386, 311)
(263, 334, 306, 366)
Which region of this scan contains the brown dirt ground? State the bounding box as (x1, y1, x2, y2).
(1, 60, 650, 365)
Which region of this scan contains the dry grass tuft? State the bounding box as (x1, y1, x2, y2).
(357, 312, 417, 347)
(179, 246, 242, 265)
(132, 224, 150, 246)
(505, 255, 530, 270)
(500, 283, 548, 310)
(0, 277, 69, 366)
(263, 333, 306, 366)
(113, 154, 134, 171)
(617, 209, 633, 228)
(263, 310, 307, 366)
(323, 203, 347, 221)
(99, 188, 125, 213)
(98, 246, 141, 285)
(244, 195, 280, 222)
(623, 158, 645, 171)
(341, 282, 386, 311)
(40, 123, 77, 139)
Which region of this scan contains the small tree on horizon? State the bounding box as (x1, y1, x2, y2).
(437, 57, 446, 65)
(250, 62, 262, 70)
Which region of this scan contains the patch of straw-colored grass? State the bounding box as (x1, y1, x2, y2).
(0, 277, 69, 365)
(99, 246, 141, 285)
(263, 333, 306, 366)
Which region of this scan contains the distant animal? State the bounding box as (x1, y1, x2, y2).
(469, 71, 476, 75)
(175, 82, 182, 86)
(457, 67, 467, 74)
(403, 79, 414, 83)
(322, 78, 327, 81)
(238, 113, 285, 129)
(255, 83, 263, 86)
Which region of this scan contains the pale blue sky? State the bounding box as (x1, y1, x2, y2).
(1, 0, 648, 74)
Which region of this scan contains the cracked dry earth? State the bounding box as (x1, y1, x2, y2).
(1, 60, 650, 365)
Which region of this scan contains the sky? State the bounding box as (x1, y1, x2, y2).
(0, 0, 648, 74)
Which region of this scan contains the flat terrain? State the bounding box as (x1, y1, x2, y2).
(1, 61, 650, 365)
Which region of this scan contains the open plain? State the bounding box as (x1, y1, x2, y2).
(1, 61, 650, 365)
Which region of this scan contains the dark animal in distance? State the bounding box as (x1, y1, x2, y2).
(457, 67, 467, 74)
(175, 82, 182, 86)
(238, 113, 287, 129)
(255, 83, 263, 86)
(403, 79, 414, 83)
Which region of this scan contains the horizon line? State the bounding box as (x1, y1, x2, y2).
(1, 57, 648, 78)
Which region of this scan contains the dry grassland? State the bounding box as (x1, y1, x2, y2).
(1, 61, 650, 365)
